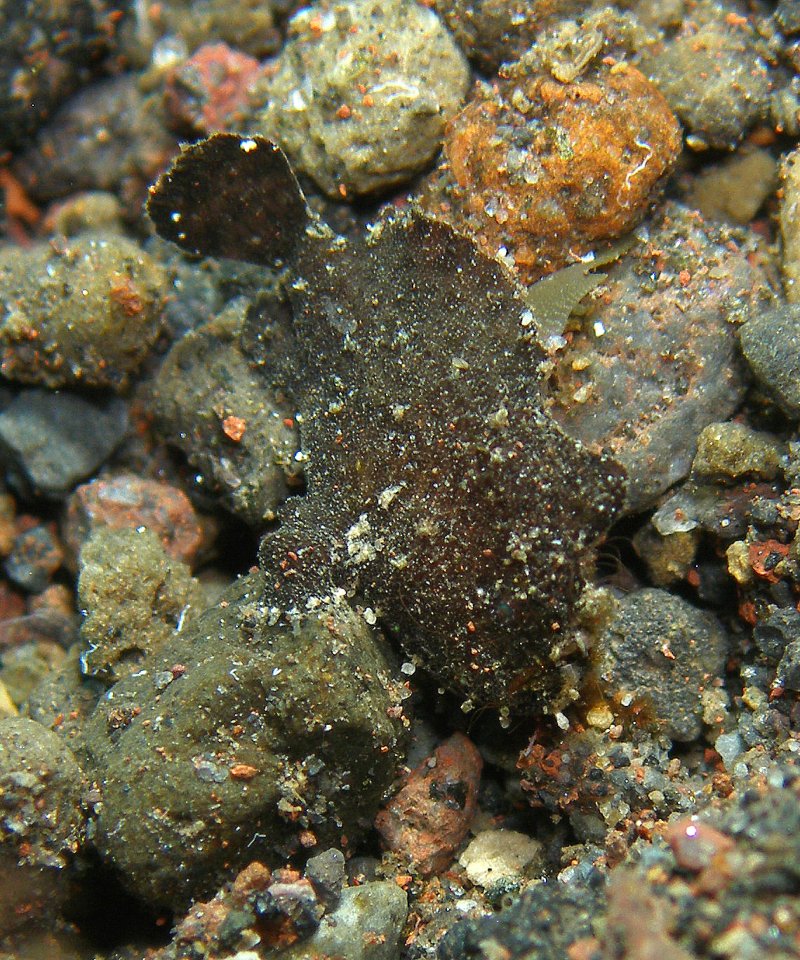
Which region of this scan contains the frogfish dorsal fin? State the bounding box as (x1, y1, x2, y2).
(147, 134, 309, 267)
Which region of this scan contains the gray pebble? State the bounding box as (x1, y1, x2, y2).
(279, 881, 408, 960)
(0, 389, 128, 499)
(777, 639, 800, 693)
(739, 303, 800, 419)
(642, 2, 773, 149)
(753, 606, 800, 665)
(152, 300, 300, 526)
(305, 848, 347, 908)
(548, 203, 764, 511)
(594, 588, 728, 742)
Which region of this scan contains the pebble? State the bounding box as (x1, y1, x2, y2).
(0, 389, 128, 500)
(63, 471, 206, 569)
(685, 147, 778, 225)
(753, 605, 800, 665)
(641, 0, 774, 150)
(595, 588, 728, 743)
(43, 191, 125, 238)
(633, 524, 700, 587)
(777, 0, 800, 35)
(739, 303, 800, 419)
(152, 300, 301, 526)
(82, 572, 405, 908)
(375, 733, 482, 876)
(121, 0, 281, 64)
(0, 681, 16, 720)
(458, 829, 543, 893)
(251, 0, 470, 198)
(278, 881, 408, 960)
(25, 644, 106, 755)
(777, 637, 800, 693)
(77, 527, 202, 683)
(0, 717, 86, 934)
(4, 524, 64, 594)
(780, 145, 800, 302)
(13, 76, 178, 219)
(420, 50, 680, 283)
(519, 724, 699, 837)
(163, 42, 264, 135)
(439, 879, 602, 960)
(0, 0, 128, 151)
(157, 860, 336, 957)
(0, 641, 68, 709)
(433, 0, 585, 73)
(546, 202, 769, 511)
(692, 422, 785, 481)
(0, 234, 167, 391)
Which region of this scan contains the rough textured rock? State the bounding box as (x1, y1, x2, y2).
(63, 472, 206, 569)
(420, 51, 681, 283)
(83, 572, 405, 908)
(739, 303, 800, 419)
(692, 422, 784, 481)
(77, 527, 202, 683)
(251, 0, 469, 197)
(641, 1, 774, 149)
(152, 299, 300, 526)
(279, 881, 408, 960)
(0, 718, 86, 934)
(0, 235, 166, 391)
(376, 733, 482, 876)
(545, 202, 771, 511)
(594, 588, 728, 742)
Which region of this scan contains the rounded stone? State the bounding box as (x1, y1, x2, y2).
(739, 304, 800, 420)
(0, 235, 166, 391)
(251, 0, 470, 198)
(82, 572, 405, 908)
(594, 588, 728, 742)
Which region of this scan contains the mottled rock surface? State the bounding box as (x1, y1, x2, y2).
(594, 588, 728, 742)
(83, 572, 405, 908)
(0, 235, 166, 391)
(251, 0, 469, 197)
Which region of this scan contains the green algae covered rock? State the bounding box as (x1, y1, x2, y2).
(0, 234, 166, 391)
(0, 717, 87, 934)
(78, 527, 203, 683)
(83, 572, 406, 908)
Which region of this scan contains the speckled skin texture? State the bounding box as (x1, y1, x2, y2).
(148, 133, 626, 716)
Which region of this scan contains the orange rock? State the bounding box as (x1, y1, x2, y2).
(419, 59, 681, 283)
(375, 732, 482, 876)
(63, 472, 206, 568)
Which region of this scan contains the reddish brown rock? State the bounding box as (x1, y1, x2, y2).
(164, 43, 264, 136)
(375, 733, 482, 876)
(419, 58, 681, 283)
(63, 472, 206, 568)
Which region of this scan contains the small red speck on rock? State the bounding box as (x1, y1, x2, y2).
(222, 415, 246, 442)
